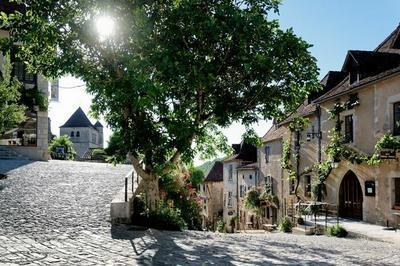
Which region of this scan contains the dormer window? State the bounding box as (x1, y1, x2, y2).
(349, 71, 359, 84)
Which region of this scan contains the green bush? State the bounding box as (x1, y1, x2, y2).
(132, 198, 187, 231)
(216, 220, 225, 233)
(278, 216, 293, 233)
(175, 198, 202, 230)
(244, 189, 261, 210)
(48, 135, 76, 160)
(147, 204, 188, 231)
(327, 224, 348, 238)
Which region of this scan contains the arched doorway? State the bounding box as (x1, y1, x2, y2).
(339, 171, 363, 220)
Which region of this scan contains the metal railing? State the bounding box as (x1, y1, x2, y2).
(124, 169, 140, 202)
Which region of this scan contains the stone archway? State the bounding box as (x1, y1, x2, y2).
(339, 171, 363, 220)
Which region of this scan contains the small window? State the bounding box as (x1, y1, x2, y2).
(395, 178, 400, 207)
(305, 175, 311, 193)
(290, 179, 295, 194)
(344, 115, 353, 143)
(242, 174, 245, 179)
(265, 176, 273, 194)
(228, 192, 233, 207)
(70, 131, 74, 137)
(394, 102, 400, 136)
(76, 131, 80, 137)
(249, 174, 252, 180)
(228, 165, 233, 180)
(12, 61, 36, 84)
(266, 207, 270, 219)
(240, 185, 244, 198)
(265, 146, 271, 163)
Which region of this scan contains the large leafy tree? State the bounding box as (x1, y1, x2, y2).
(0, 53, 25, 135)
(2, 0, 319, 209)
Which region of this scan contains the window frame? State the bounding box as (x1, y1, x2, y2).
(228, 164, 233, 181)
(305, 174, 311, 194)
(394, 178, 400, 208)
(290, 179, 296, 194)
(393, 102, 400, 136)
(12, 61, 37, 84)
(227, 191, 233, 207)
(265, 146, 271, 163)
(344, 114, 354, 143)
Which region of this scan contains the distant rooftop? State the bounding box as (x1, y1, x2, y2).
(60, 107, 95, 129)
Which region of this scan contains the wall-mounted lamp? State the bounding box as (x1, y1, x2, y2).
(306, 131, 322, 141)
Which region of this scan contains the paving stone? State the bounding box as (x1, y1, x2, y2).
(1, 160, 400, 265)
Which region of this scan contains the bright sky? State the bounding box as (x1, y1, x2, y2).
(48, 0, 400, 159)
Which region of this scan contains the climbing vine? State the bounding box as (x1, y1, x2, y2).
(281, 116, 311, 199)
(326, 94, 380, 166)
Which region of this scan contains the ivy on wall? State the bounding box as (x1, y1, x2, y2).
(280, 93, 400, 204)
(280, 116, 311, 199)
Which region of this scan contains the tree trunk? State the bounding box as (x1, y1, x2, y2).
(145, 174, 160, 211)
(128, 152, 160, 211)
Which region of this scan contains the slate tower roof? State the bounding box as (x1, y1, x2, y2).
(94, 121, 103, 128)
(60, 107, 94, 128)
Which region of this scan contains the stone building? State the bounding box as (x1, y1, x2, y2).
(0, 2, 54, 161)
(222, 142, 257, 231)
(260, 24, 400, 227)
(199, 161, 224, 230)
(60, 107, 104, 158)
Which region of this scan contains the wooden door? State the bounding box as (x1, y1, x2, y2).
(339, 171, 363, 220)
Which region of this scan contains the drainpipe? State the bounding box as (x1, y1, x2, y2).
(236, 168, 239, 231)
(317, 105, 322, 163)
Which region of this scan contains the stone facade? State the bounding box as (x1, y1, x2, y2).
(0, 28, 51, 161)
(222, 142, 258, 231)
(59, 107, 104, 158)
(199, 179, 223, 230)
(260, 25, 400, 227)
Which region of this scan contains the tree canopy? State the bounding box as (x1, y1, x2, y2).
(2, 0, 319, 208)
(0, 53, 25, 135)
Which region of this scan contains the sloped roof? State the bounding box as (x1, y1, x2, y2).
(223, 142, 257, 163)
(315, 66, 400, 103)
(278, 103, 316, 126)
(278, 70, 346, 126)
(375, 24, 400, 53)
(262, 124, 286, 143)
(204, 161, 223, 182)
(237, 162, 258, 170)
(94, 121, 103, 128)
(315, 51, 400, 103)
(60, 107, 94, 128)
(342, 50, 400, 74)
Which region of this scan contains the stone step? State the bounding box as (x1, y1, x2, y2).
(0, 147, 30, 160)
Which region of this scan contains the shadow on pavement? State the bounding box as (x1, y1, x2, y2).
(0, 159, 34, 174)
(110, 225, 353, 265)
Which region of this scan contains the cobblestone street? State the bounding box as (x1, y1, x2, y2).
(1, 160, 400, 265)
